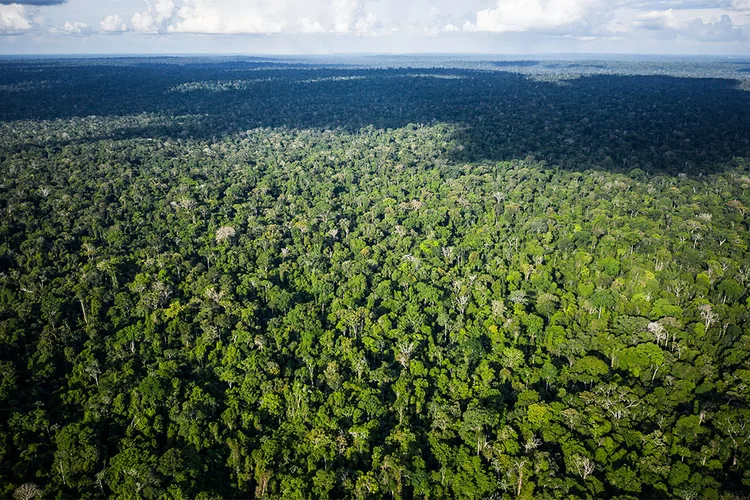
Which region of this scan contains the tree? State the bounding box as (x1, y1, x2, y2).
(13, 484, 41, 500)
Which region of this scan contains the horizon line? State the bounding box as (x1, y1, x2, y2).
(1, 52, 749, 59)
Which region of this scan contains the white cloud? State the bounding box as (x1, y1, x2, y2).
(132, 0, 176, 33)
(331, 0, 379, 33)
(49, 20, 93, 35)
(298, 17, 325, 33)
(169, 0, 284, 34)
(473, 0, 596, 32)
(683, 14, 745, 40)
(463, 0, 750, 40)
(353, 11, 378, 34)
(2, 0, 746, 52)
(627, 7, 746, 40)
(127, 0, 380, 35)
(100, 14, 127, 32)
(636, 9, 682, 30)
(155, 0, 177, 20)
(0, 4, 32, 33)
(131, 11, 156, 32)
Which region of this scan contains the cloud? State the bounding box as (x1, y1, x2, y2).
(0, 0, 64, 5)
(167, 0, 285, 34)
(3, 0, 745, 49)
(471, 0, 597, 32)
(128, 0, 380, 35)
(614, 1, 739, 11)
(0, 4, 32, 32)
(298, 17, 325, 33)
(683, 14, 745, 40)
(100, 14, 127, 33)
(49, 20, 93, 35)
(636, 9, 682, 29)
(132, 0, 176, 33)
(331, 0, 376, 33)
(461, 0, 750, 39)
(632, 8, 745, 40)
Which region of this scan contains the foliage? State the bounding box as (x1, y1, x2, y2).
(0, 57, 749, 499)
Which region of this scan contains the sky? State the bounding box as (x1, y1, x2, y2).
(1, 0, 749, 55)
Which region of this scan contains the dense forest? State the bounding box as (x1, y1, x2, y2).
(1, 57, 749, 499)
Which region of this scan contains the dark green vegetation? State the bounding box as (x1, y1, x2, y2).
(1, 57, 750, 499)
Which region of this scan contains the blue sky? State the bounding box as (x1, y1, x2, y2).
(1, 0, 749, 55)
